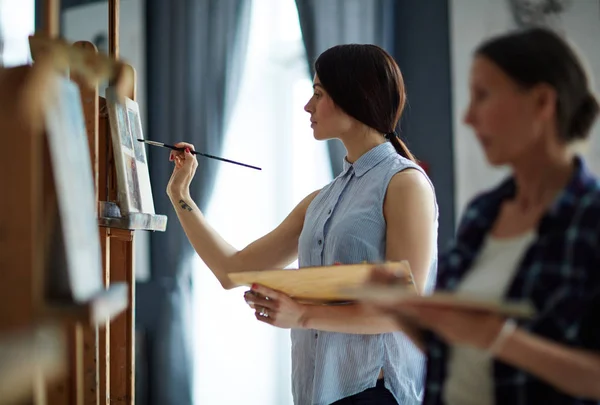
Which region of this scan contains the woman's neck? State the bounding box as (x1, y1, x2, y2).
(341, 127, 386, 163)
(510, 147, 574, 211)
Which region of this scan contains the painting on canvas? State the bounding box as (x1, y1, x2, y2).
(125, 98, 155, 214)
(106, 87, 143, 214)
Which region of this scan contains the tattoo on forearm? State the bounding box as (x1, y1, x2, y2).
(178, 199, 193, 212)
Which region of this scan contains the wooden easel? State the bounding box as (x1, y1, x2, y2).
(0, 18, 131, 405)
(2, 0, 167, 403)
(95, 1, 167, 403)
(0, 52, 67, 405)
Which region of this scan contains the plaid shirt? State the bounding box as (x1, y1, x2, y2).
(424, 156, 600, 405)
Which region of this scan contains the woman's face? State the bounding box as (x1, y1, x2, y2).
(304, 74, 354, 140)
(463, 56, 554, 166)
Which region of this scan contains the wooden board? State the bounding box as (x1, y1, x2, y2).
(228, 261, 414, 302)
(0, 323, 66, 405)
(0, 65, 47, 333)
(28, 34, 135, 97)
(44, 74, 104, 303)
(340, 287, 536, 319)
(108, 229, 135, 405)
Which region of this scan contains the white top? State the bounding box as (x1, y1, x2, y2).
(443, 231, 535, 405)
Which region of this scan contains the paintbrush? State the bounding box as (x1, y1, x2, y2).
(137, 139, 262, 171)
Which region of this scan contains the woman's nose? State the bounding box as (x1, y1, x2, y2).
(463, 106, 474, 126)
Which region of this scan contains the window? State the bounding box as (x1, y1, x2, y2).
(0, 0, 35, 67)
(193, 0, 332, 404)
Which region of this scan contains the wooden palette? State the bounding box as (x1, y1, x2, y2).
(228, 261, 415, 302)
(339, 286, 536, 319)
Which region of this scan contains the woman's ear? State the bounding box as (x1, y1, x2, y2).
(532, 83, 558, 122)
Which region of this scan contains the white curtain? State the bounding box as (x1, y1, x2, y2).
(193, 0, 332, 404)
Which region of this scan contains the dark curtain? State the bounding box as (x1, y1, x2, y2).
(294, 0, 396, 177)
(393, 0, 456, 248)
(143, 1, 252, 404)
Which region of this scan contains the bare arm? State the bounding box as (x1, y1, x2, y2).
(496, 329, 600, 399)
(170, 189, 319, 289)
(167, 143, 319, 289)
(299, 169, 436, 335)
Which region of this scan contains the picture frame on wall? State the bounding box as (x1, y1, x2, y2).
(44, 74, 104, 303)
(106, 87, 154, 215)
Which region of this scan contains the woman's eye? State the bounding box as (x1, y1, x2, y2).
(314, 93, 321, 99)
(473, 89, 488, 102)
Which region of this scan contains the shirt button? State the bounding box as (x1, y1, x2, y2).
(315, 333, 318, 338)
(327, 208, 332, 215)
(318, 239, 322, 245)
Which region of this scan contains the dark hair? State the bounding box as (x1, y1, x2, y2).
(314, 44, 416, 162)
(476, 27, 599, 142)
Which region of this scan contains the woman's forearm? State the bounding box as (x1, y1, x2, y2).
(301, 304, 424, 348)
(302, 304, 398, 334)
(168, 188, 310, 289)
(497, 329, 600, 399)
(169, 191, 240, 288)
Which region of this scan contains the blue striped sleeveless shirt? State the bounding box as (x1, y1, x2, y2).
(293, 142, 438, 405)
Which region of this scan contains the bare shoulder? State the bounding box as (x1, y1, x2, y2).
(388, 168, 433, 196)
(302, 189, 322, 205)
(290, 189, 321, 220)
(385, 168, 435, 214)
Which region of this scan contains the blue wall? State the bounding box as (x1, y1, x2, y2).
(393, 0, 456, 249)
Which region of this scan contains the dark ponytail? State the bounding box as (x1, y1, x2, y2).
(385, 132, 416, 162)
(315, 45, 417, 162)
(569, 93, 600, 140)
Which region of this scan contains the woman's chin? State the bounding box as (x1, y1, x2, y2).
(312, 130, 331, 141)
(483, 152, 508, 167)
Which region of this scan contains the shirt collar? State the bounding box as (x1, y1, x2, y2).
(452, 155, 596, 272)
(341, 142, 396, 177)
(466, 155, 596, 236)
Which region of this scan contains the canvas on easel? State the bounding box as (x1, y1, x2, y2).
(44, 73, 104, 303)
(106, 86, 142, 215)
(125, 97, 155, 214)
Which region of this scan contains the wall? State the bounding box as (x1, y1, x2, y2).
(394, 0, 456, 248)
(450, 0, 600, 218)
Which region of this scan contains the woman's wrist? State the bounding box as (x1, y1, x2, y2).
(167, 187, 191, 203)
(297, 305, 311, 329)
(487, 318, 517, 357)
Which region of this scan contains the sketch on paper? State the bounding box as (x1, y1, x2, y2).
(106, 87, 143, 214)
(107, 87, 155, 215)
(117, 106, 134, 150)
(129, 111, 146, 163)
(126, 99, 155, 214)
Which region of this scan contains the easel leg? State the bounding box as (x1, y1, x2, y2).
(108, 230, 135, 405)
(99, 228, 111, 405)
(82, 325, 99, 405)
(73, 323, 84, 405)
